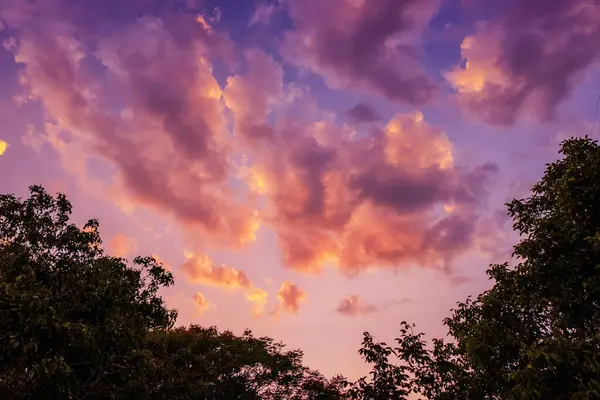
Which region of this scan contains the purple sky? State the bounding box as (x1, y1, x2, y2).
(1, 0, 600, 379)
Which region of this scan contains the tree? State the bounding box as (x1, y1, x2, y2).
(0, 185, 344, 399)
(143, 325, 344, 399)
(0, 186, 177, 398)
(348, 137, 600, 399)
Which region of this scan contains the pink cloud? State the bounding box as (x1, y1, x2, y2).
(282, 0, 440, 104)
(181, 252, 269, 317)
(3, 1, 256, 248)
(275, 281, 305, 314)
(193, 291, 211, 316)
(336, 295, 378, 316)
(224, 53, 498, 274)
(446, 0, 600, 125)
(224, 49, 284, 133)
(4, 1, 500, 285)
(181, 252, 252, 289)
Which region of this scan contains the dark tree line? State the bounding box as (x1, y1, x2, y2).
(2, 137, 600, 399)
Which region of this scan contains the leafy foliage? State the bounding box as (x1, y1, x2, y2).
(143, 325, 345, 399)
(0, 186, 177, 398)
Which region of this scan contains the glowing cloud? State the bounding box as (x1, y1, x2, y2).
(181, 252, 252, 289)
(445, 35, 508, 94)
(0, 140, 7, 156)
(2, 0, 252, 248)
(2, 0, 501, 287)
(193, 292, 211, 316)
(247, 287, 269, 318)
(446, 0, 600, 125)
(195, 15, 213, 33)
(221, 49, 499, 276)
(181, 252, 270, 318)
(275, 281, 305, 314)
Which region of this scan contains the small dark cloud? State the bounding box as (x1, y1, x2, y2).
(345, 102, 380, 123)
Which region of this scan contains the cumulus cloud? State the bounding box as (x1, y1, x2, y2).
(181, 252, 252, 289)
(247, 287, 269, 318)
(193, 291, 211, 316)
(336, 295, 378, 316)
(224, 51, 499, 276)
(108, 234, 138, 258)
(446, 0, 600, 125)
(181, 252, 269, 317)
(275, 281, 305, 314)
(2, 0, 501, 283)
(282, 0, 440, 104)
(1, 0, 255, 248)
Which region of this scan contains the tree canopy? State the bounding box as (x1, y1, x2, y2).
(2, 136, 600, 399)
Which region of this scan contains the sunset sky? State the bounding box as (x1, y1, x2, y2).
(1, 0, 600, 380)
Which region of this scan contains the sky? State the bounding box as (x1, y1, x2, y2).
(1, 0, 600, 380)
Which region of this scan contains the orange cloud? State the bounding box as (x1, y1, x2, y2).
(193, 292, 211, 316)
(336, 295, 377, 316)
(181, 252, 269, 317)
(181, 252, 252, 289)
(223, 52, 499, 276)
(275, 281, 305, 314)
(383, 111, 453, 170)
(247, 287, 269, 318)
(445, 35, 507, 94)
(0, 140, 7, 156)
(195, 15, 213, 33)
(108, 234, 137, 258)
